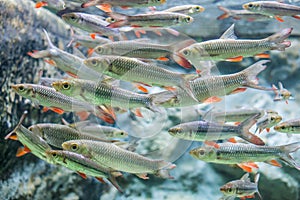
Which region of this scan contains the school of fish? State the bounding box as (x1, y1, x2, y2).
(6, 0, 300, 198)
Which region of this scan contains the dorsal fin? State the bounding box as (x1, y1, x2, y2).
(240, 173, 250, 181)
(220, 24, 237, 40)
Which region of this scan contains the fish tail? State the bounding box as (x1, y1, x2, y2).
(254, 173, 263, 200)
(170, 39, 195, 69)
(81, 0, 97, 8)
(279, 142, 300, 170)
(238, 114, 265, 145)
(43, 29, 55, 49)
(149, 91, 176, 107)
(268, 28, 293, 51)
(217, 6, 230, 20)
(93, 105, 116, 124)
(179, 74, 199, 102)
(5, 111, 28, 140)
(155, 162, 176, 179)
(107, 12, 128, 28)
(242, 60, 271, 90)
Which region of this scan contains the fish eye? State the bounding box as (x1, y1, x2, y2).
(120, 132, 124, 135)
(96, 47, 103, 54)
(62, 82, 70, 90)
(228, 188, 233, 193)
(182, 49, 190, 56)
(195, 6, 200, 11)
(248, 3, 253, 8)
(71, 143, 78, 151)
(281, 126, 286, 129)
(185, 17, 191, 23)
(91, 59, 98, 66)
(52, 153, 57, 157)
(199, 149, 205, 155)
(19, 85, 24, 91)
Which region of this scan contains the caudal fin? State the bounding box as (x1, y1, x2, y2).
(238, 114, 265, 145)
(279, 142, 300, 170)
(5, 111, 28, 140)
(150, 90, 176, 107)
(155, 162, 176, 179)
(180, 74, 199, 102)
(268, 28, 293, 51)
(170, 39, 196, 69)
(241, 60, 272, 91)
(217, 6, 230, 20)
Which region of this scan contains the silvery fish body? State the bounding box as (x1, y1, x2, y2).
(162, 5, 205, 15)
(189, 142, 300, 170)
(62, 140, 176, 178)
(217, 6, 272, 21)
(11, 84, 99, 114)
(255, 111, 282, 133)
(81, 0, 165, 9)
(52, 79, 165, 112)
(243, 1, 300, 17)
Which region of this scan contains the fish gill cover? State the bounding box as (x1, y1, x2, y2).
(1, 0, 300, 199)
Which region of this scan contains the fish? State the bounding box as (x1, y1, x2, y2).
(255, 110, 282, 133)
(93, 39, 195, 69)
(81, 0, 166, 12)
(189, 142, 300, 172)
(205, 108, 264, 124)
(273, 82, 294, 104)
(11, 84, 114, 122)
(106, 12, 193, 28)
(219, 173, 262, 200)
(155, 60, 272, 107)
(168, 114, 265, 145)
(62, 139, 176, 179)
(51, 79, 174, 114)
(217, 6, 272, 21)
(61, 12, 125, 40)
(161, 5, 205, 15)
(243, 1, 300, 22)
(4, 111, 52, 160)
(45, 150, 123, 192)
(65, 120, 128, 139)
(28, 123, 117, 149)
(83, 56, 198, 101)
(35, 0, 66, 9)
(274, 119, 300, 134)
(179, 24, 292, 63)
(27, 29, 102, 80)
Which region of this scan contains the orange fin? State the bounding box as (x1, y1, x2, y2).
(157, 57, 169, 61)
(7, 134, 18, 141)
(97, 4, 112, 12)
(76, 111, 90, 121)
(90, 33, 96, 40)
(134, 84, 148, 93)
(225, 56, 243, 62)
(275, 16, 284, 22)
(172, 55, 192, 69)
(42, 107, 49, 113)
(74, 43, 81, 48)
(228, 138, 237, 143)
(255, 53, 270, 59)
(134, 30, 141, 38)
(44, 59, 56, 66)
(95, 177, 106, 183)
(108, 36, 115, 41)
(87, 48, 94, 57)
(66, 71, 78, 78)
(121, 6, 130, 9)
(134, 108, 143, 117)
(136, 173, 149, 180)
(243, 195, 255, 199)
(153, 30, 162, 36)
(203, 96, 222, 104)
(77, 172, 87, 179)
(100, 105, 116, 120)
(164, 86, 177, 91)
(234, 122, 241, 126)
(35, 1, 47, 8)
(229, 87, 247, 94)
(196, 69, 201, 74)
(237, 163, 253, 173)
(204, 141, 220, 149)
(50, 107, 65, 115)
(266, 159, 282, 167)
(292, 15, 300, 20)
(245, 162, 259, 169)
(266, 128, 270, 132)
(16, 146, 31, 157)
(217, 13, 229, 20)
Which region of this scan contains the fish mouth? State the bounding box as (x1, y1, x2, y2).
(160, 0, 166, 4)
(273, 125, 280, 131)
(51, 82, 60, 91)
(11, 85, 18, 91)
(242, 4, 249, 9)
(168, 127, 181, 135)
